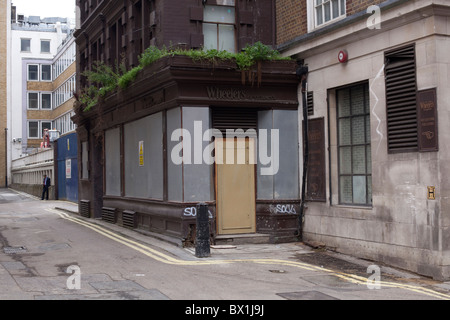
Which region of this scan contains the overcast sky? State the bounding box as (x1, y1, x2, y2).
(12, 0, 76, 20)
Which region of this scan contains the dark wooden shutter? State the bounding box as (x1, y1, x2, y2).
(385, 44, 418, 153)
(212, 108, 258, 133)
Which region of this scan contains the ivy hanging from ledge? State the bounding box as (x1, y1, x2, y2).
(78, 42, 291, 112)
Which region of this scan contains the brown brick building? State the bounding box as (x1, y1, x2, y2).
(73, 0, 303, 245)
(276, 0, 385, 45)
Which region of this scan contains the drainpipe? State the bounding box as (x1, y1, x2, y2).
(4, 128, 7, 188)
(296, 64, 309, 239)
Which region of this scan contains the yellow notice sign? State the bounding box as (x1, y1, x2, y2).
(139, 141, 144, 167)
(428, 186, 436, 200)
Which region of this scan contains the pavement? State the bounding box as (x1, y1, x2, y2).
(2, 188, 450, 302)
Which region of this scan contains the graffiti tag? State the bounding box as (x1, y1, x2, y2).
(183, 207, 213, 219)
(269, 204, 297, 215)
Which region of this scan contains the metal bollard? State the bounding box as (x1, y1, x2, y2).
(195, 202, 211, 258)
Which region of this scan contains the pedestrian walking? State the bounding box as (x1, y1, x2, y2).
(41, 174, 51, 200)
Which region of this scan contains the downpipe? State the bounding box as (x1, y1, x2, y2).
(296, 64, 309, 239)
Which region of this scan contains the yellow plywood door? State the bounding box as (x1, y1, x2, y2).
(216, 138, 256, 235)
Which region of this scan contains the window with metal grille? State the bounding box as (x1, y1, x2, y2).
(307, 91, 314, 116)
(336, 83, 372, 206)
(385, 44, 418, 153)
(212, 107, 257, 134)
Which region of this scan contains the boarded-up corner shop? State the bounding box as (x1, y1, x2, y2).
(73, 55, 302, 245)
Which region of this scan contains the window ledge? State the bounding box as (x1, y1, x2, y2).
(312, 14, 347, 32)
(334, 204, 373, 211)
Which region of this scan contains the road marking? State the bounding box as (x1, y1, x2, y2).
(48, 208, 450, 300)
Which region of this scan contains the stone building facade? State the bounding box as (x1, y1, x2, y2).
(23, 33, 77, 151)
(10, 17, 73, 155)
(277, 0, 450, 280)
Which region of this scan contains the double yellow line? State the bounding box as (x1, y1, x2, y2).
(48, 208, 450, 300)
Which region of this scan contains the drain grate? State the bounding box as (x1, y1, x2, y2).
(3, 246, 28, 254)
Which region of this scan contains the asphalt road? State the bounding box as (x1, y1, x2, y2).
(1, 188, 450, 305)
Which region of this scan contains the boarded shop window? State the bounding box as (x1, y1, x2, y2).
(257, 110, 299, 200)
(166, 108, 183, 202)
(81, 141, 89, 180)
(385, 44, 418, 153)
(105, 128, 121, 196)
(181, 107, 214, 202)
(203, 4, 236, 53)
(336, 83, 372, 206)
(124, 113, 163, 199)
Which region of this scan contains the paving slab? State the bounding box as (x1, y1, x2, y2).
(36, 289, 170, 300)
(277, 291, 340, 300)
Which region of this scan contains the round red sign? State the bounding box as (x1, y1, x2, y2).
(338, 50, 348, 63)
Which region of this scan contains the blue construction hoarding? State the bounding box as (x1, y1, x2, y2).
(56, 132, 78, 202)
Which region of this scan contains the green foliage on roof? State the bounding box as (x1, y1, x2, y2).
(79, 42, 291, 112)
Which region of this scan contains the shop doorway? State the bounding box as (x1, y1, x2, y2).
(215, 138, 256, 235)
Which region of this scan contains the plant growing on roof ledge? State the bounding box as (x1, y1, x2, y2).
(78, 42, 291, 112)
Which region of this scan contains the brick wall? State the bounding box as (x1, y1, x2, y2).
(277, 0, 387, 46)
(347, 0, 385, 16)
(276, 0, 307, 45)
(27, 81, 53, 92)
(0, 0, 7, 187)
(53, 62, 76, 89)
(50, 98, 75, 119)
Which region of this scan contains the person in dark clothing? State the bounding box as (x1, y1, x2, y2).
(41, 174, 51, 200)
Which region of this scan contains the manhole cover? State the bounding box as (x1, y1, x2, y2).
(3, 246, 28, 254)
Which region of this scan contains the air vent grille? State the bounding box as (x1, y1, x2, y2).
(122, 211, 137, 229)
(80, 200, 90, 218)
(101, 207, 117, 224)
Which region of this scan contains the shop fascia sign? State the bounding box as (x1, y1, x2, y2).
(206, 86, 276, 101)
